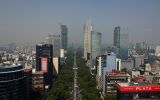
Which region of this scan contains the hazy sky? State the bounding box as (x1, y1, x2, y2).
(0, 0, 160, 45)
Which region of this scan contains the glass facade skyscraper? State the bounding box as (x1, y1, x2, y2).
(119, 30, 128, 59)
(114, 26, 120, 48)
(91, 31, 102, 60)
(61, 25, 68, 50)
(114, 26, 128, 60)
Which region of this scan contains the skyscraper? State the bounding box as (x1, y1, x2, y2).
(61, 25, 68, 50)
(36, 44, 54, 87)
(91, 31, 102, 60)
(47, 34, 60, 57)
(114, 26, 129, 60)
(114, 26, 120, 48)
(83, 20, 92, 60)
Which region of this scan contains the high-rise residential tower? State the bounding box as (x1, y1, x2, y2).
(61, 25, 68, 50)
(91, 31, 102, 60)
(114, 26, 129, 60)
(83, 20, 92, 60)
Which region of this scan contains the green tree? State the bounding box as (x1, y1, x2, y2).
(76, 48, 102, 100)
(45, 48, 74, 100)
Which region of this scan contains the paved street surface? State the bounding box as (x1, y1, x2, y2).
(73, 51, 81, 100)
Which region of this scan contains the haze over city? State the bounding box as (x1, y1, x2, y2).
(0, 0, 160, 45)
(1, 0, 160, 100)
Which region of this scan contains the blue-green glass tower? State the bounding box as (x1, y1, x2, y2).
(114, 26, 128, 60)
(61, 25, 68, 50)
(91, 31, 102, 60)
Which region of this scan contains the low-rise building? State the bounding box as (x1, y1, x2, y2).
(153, 74, 160, 84)
(116, 83, 160, 100)
(131, 69, 140, 78)
(121, 59, 134, 71)
(105, 70, 131, 95)
(32, 71, 45, 94)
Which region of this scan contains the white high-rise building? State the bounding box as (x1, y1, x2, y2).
(83, 20, 92, 60)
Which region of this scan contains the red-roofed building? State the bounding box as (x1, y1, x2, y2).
(116, 83, 160, 100)
(105, 70, 131, 95)
(132, 76, 146, 83)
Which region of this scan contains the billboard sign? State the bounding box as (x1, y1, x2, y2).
(117, 84, 160, 93)
(41, 57, 48, 73)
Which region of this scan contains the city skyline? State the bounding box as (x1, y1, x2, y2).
(0, 0, 160, 45)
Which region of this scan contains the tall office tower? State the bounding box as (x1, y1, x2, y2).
(114, 26, 120, 48)
(0, 64, 25, 100)
(36, 44, 54, 87)
(83, 20, 92, 60)
(91, 31, 102, 60)
(47, 34, 60, 57)
(114, 26, 129, 60)
(61, 25, 68, 50)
